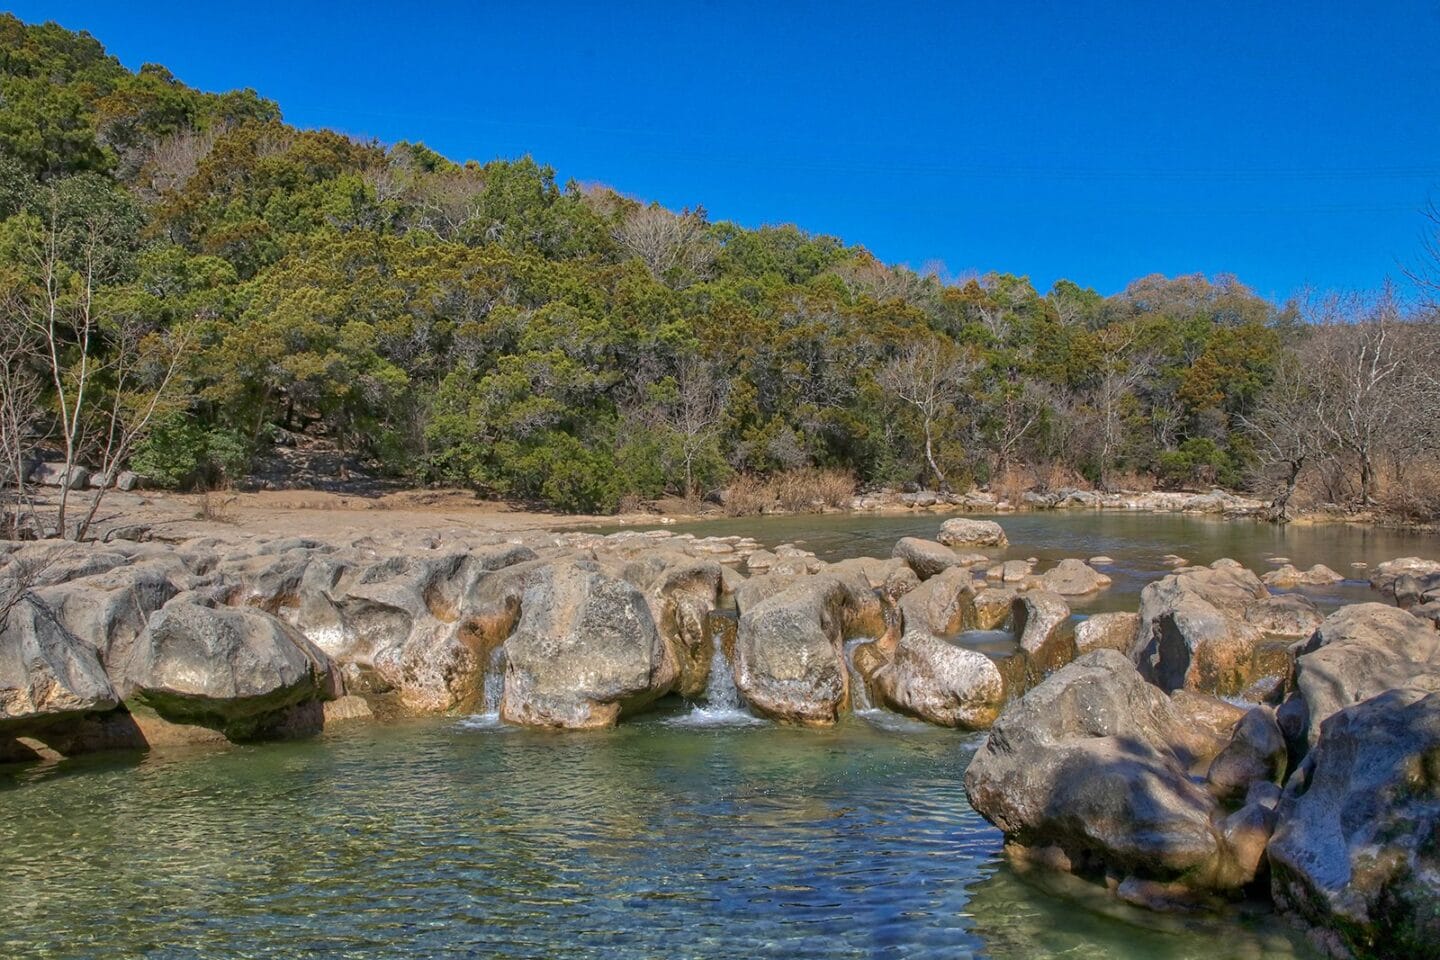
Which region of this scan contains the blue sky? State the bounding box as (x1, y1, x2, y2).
(12, 1, 1440, 299)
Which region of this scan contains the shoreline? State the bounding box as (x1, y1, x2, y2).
(15, 484, 1431, 547)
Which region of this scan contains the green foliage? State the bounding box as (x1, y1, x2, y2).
(129, 413, 250, 488)
(0, 13, 1300, 512)
(1157, 438, 1241, 490)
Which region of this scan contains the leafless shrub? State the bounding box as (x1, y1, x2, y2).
(196, 488, 239, 524)
(722, 468, 854, 516)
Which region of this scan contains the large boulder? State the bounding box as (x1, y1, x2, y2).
(500, 560, 678, 729)
(855, 629, 1004, 729)
(734, 575, 852, 725)
(1074, 612, 1139, 656)
(1268, 688, 1440, 960)
(1278, 603, 1440, 752)
(964, 650, 1255, 891)
(938, 517, 1008, 548)
(0, 595, 118, 731)
(891, 537, 963, 580)
(1369, 556, 1440, 607)
(620, 554, 724, 698)
(116, 600, 336, 739)
(1133, 561, 1315, 696)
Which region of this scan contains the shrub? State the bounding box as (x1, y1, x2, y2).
(130, 414, 251, 489)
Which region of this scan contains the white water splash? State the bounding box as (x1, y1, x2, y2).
(663, 639, 764, 727)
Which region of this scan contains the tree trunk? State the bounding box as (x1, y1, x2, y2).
(922, 418, 947, 492)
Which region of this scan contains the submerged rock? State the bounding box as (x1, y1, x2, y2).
(1269, 688, 1440, 960)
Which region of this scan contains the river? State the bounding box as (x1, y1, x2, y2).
(3, 513, 1436, 959)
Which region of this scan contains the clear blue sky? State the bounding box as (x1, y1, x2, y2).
(12, 1, 1440, 299)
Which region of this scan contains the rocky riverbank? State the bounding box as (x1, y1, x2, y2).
(2, 518, 1437, 958)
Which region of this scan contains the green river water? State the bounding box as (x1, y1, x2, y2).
(2, 513, 1436, 959)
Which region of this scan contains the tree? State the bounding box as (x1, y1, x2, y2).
(613, 205, 716, 290)
(878, 338, 976, 490)
(632, 356, 730, 498)
(0, 320, 43, 536)
(1238, 348, 1327, 521)
(11, 181, 188, 539)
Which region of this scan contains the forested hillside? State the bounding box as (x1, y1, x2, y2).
(2, 14, 1436, 522)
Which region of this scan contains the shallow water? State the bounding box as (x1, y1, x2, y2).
(638, 511, 1440, 612)
(7, 512, 1432, 958)
(0, 715, 1307, 959)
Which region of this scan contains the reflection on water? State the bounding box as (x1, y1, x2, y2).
(0, 718, 1308, 959)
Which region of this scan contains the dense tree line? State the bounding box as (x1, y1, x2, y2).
(1, 15, 1435, 525)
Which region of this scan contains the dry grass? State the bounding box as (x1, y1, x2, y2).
(195, 488, 239, 524)
(723, 468, 855, 516)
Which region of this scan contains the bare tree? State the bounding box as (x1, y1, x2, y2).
(613, 205, 717, 290)
(878, 340, 978, 491)
(1306, 291, 1410, 506)
(1238, 348, 1328, 521)
(14, 187, 191, 540)
(633, 357, 731, 498)
(0, 322, 44, 536)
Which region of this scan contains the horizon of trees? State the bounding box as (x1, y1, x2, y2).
(0, 13, 1436, 533)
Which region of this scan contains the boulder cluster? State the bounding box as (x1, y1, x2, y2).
(3, 520, 1436, 957)
(965, 553, 1440, 960)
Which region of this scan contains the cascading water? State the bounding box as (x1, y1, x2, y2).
(460, 645, 508, 729)
(844, 637, 876, 712)
(664, 612, 763, 726)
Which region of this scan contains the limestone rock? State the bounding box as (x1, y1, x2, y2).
(1269, 688, 1440, 960)
(1261, 563, 1344, 588)
(1074, 612, 1139, 656)
(963, 650, 1247, 889)
(734, 575, 852, 725)
(0, 596, 118, 731)
(937, 517, 1009, 548)
(117, 600, 335, 738)
(1279, 603, 1440, 752)
(500, 560, 678, 729)
(857, 630, 1004, 729)
(891, 537, 962, 580)
(1039, 558, 1113, 596)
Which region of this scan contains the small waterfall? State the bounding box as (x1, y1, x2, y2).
(844, 637, 876, 712)
(480, 645, 507, 715)
(663, 613, 762, 727)
(702, 641, 741, 711)
(461, 645, 508, 730)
